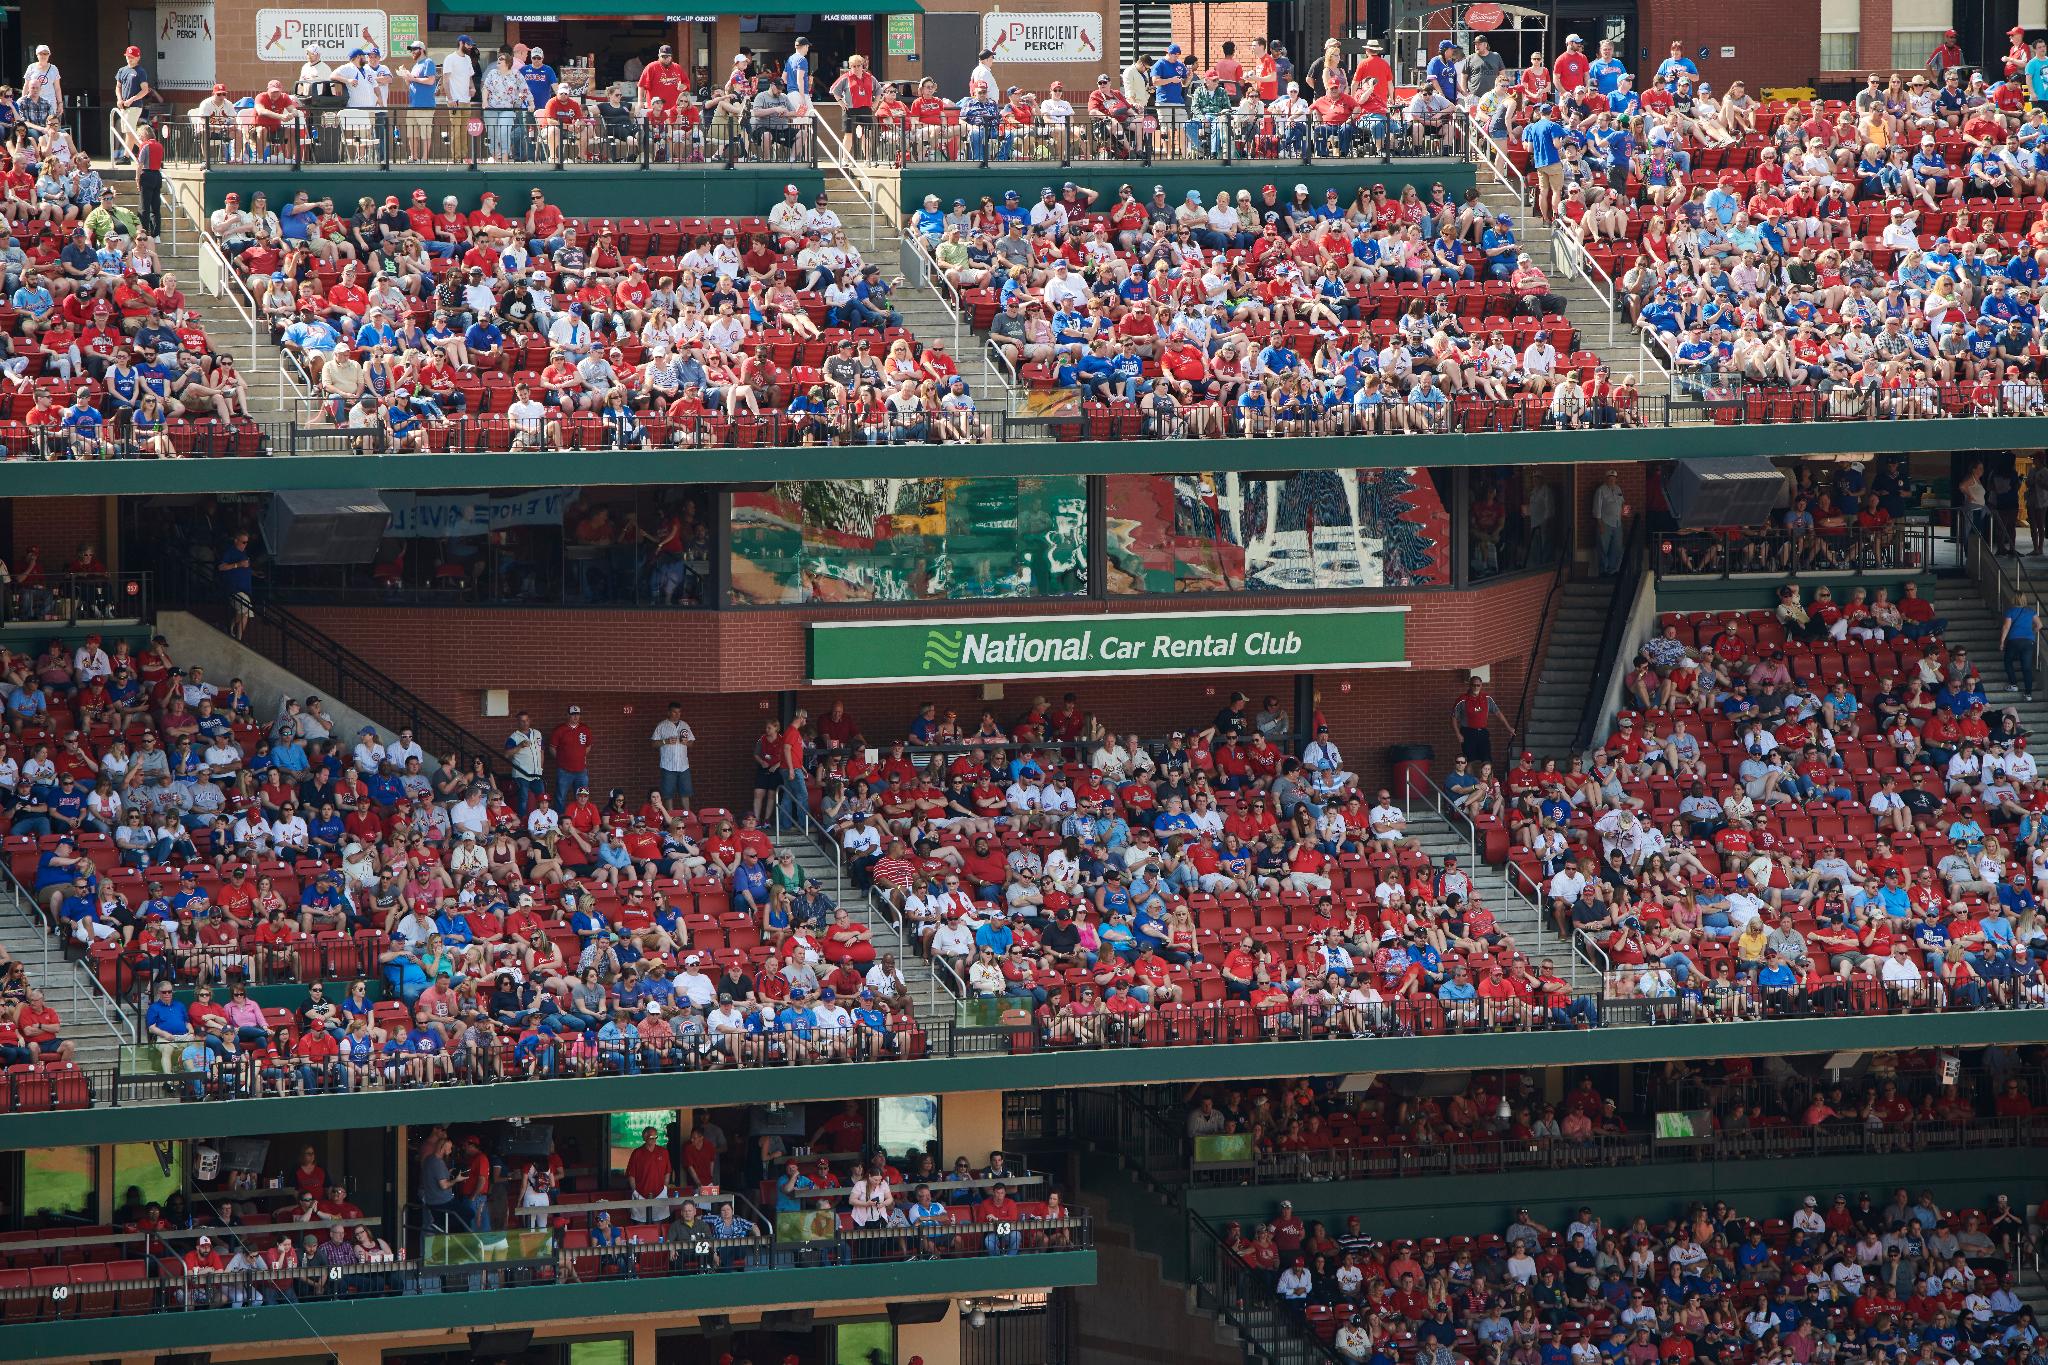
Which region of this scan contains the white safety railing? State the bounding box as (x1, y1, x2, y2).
(1637, 325, 1679, 392)
(817, 116, 1005, 405)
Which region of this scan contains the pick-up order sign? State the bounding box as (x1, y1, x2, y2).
(808, 606, 1408, 684)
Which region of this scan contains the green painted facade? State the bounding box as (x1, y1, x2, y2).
(1187, 1145, 2048, 1240)
(0, 1250, 1096, 1359)
(899, 160, 1476, 218)
(8, 418, 2042, 498)
(8, 1009, 2045, 1152)
(200, 165, 824, 217)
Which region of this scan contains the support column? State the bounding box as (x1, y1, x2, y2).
(897, 1300, 961, 1365)
(632, 1320, 661, 1364)
(941, 1090, 1004, 1167)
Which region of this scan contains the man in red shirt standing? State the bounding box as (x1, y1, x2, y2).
(549, 704, 593, 806)
(777, 713, 809, 832)
(1553, 33, 1590, 97)
(458, 1133, 495, 1232)
(626, 1125, 673, 1222)
(638, 44, 686, 115)
(1452, 676, 1513, 762)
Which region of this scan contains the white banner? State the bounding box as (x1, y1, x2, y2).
(982, 12, 1104, 63)
(257, 8, 389, 64)
(383, 488, 583, 538)
(155, 2, 217, 91)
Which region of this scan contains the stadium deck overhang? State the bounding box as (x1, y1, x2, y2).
(5, 1008, 2043, 1152)
(8, 417, 2046, 497)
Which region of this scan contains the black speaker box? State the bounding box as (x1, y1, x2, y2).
(1664, 457, 1785, 530)
(888, 1300, 953, 1324)
(261, 490, 391, 565)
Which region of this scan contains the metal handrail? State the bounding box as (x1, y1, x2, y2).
(1516, 552, 1571, 735)
(1572, 517, 1648, 756)
(173, 555, 511, 782)
(1968, 525, 2046, 688)
(1404, 767, 1477, 862)
(1501, 856, 1611, 990)
(782, 799, 957, 1014)
(1188, 1209, 1353, 1365)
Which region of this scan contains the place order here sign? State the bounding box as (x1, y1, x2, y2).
(808, 606, 1409, 684)
(982, 11, 1104, 63)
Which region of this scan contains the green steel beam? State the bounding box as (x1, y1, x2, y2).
(5, 1010, 2043, 1151)
(0, 1251, 1096, 1360)
(6, 418, 2043, 496)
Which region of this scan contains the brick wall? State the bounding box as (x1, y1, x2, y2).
(1168, 4, 1267, 74)
(295, 571, 1557, 809)
(1640, 0, 1822, 92)
(4, 497, 111, 570)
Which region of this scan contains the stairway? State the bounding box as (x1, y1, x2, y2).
(0, 881, 132, 1072)
(1929, 581, 2048, 731)
(821, 164, 1017, 425)
(1467, 168, 1657, 391)
(1408, 806, 1598, 992)
(1523, 579, 1618, 762)
(105, 177, 299, 424)
(768, 827, 956, 1027)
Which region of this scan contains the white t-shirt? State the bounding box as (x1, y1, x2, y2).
(507, 398, 548, 435)
(443, 50, 476, 104)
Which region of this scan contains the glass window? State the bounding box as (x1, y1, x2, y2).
(1891, 31, 1943, 68)
(113, 1142, 182, 1219)
(21, 1147, 95, 1224)
(1818, 32, 1859, 69)
(876, 1096, 939, 1155)
(731, 478, 1089, 604)
(1469, 466, 1567, 583)
(1105, 470, 1451, 593)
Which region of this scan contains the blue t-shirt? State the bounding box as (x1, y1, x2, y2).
(407, 57, 438, 108)
(2006, 606, 2038, 641)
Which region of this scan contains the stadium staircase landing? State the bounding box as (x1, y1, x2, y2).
(1408, 806, 1599, 994)
(822, 165, 1016, 428)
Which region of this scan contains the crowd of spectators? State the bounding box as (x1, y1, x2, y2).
(1521, 465, 2048, 1012)
(208, 182, 993, 452)
(0, 1121, 1073, 1313)
(1185, 1051, 2047, 1172)
(1455, 30, 2048, 416)
(908, 178, 1626, 437)
(0, 85, 260, 461)
(183, 39, 818, 166)
(1211, 1063, 2048, 1362)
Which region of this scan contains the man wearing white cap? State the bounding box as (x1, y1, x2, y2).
(297, 44, 334, 98)
(768, 182, 809, 239)
(1554, 33, 1589, 97)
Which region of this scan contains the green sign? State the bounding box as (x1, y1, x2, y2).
(389, 13, 420, 45)
(607, 1109, 677, 1148)
(808, 606, 1407, 684)
(1193, 1133, 1257, 1165)
(886, 12, 917, 55)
